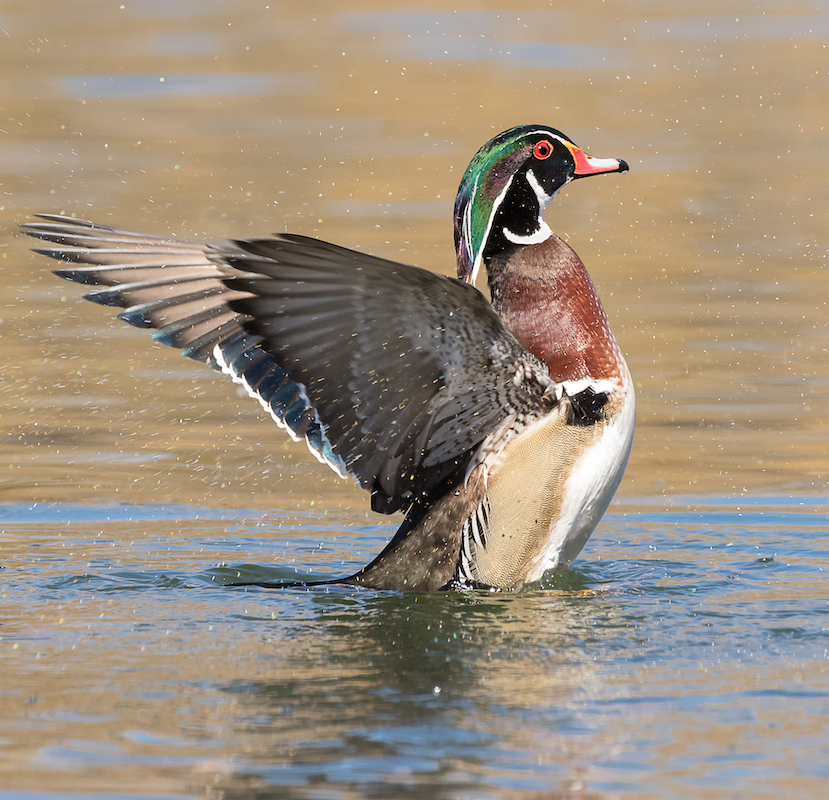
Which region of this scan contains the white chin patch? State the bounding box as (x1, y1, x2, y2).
(502, 168, 555, 245)
(526, 168, 553, 205)
(502, 220, 552, 245)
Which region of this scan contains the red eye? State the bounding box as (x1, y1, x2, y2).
(533, 140, 553, 160)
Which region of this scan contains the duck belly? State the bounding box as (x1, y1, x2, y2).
(468, 391, 635, 588)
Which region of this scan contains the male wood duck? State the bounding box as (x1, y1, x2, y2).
(25, 124, 634, 592)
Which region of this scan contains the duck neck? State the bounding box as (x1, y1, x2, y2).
(486, 234, 624, 385)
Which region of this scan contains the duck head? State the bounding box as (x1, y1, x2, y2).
(453, 125, 629, 284)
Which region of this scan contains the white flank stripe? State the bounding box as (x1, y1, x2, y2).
(560, 378, 619, 397)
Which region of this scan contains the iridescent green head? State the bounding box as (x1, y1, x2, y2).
(453, 125, 628, 284)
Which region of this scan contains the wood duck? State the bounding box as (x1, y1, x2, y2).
(25, 124, 634, 592)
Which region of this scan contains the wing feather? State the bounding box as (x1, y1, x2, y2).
(25, 216, 557, 515)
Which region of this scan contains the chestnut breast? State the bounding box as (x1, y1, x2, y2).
(487, 234, 623, 384)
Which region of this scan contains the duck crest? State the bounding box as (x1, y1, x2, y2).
(26, 123, 633, 593)
(453, 125, 556, 285)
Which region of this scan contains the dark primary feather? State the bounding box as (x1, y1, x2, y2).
(25, 215, 557, 516)
(25, 215, 250, 364)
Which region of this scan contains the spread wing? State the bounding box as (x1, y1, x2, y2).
(24, 215, 556, 514)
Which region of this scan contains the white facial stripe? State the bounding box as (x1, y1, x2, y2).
(525, 129, 571, 144)
(461, 174, 478, 284)
(465, 172, 514, 286)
